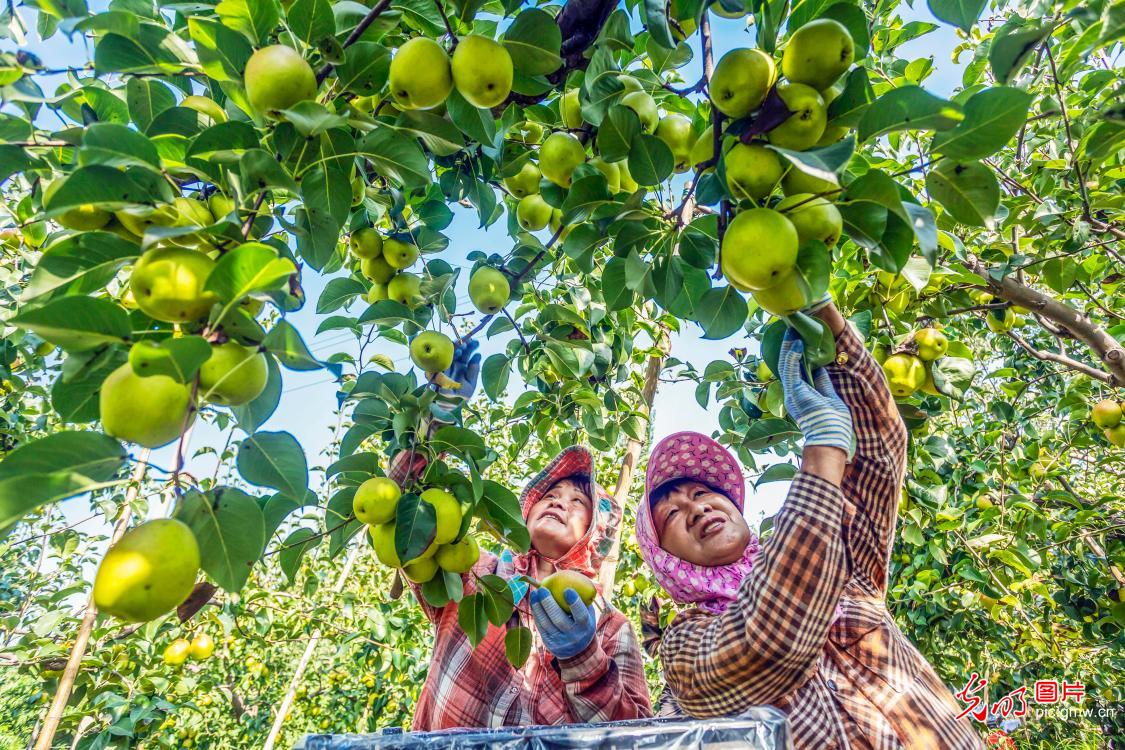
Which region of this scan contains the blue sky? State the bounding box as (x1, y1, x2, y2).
(15, 1, 965, 536)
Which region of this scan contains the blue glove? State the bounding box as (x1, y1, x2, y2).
(432, 339, 480, 423)
(779, 328, 855, 458)
(529, 587, 596, 659)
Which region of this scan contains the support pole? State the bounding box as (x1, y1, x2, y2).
(32, 449, 150, 750)
(261, 544, 361, 750)
(598, 345, 666, 597)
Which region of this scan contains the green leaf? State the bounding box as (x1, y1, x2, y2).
(744, 418, 801, 450)
(298, 164, 351, 270)
(237, 431, 309, 499)
(125, 78, 176, 132)
(188, 121, 261, 160)
(52, 350, 127, 423)
(176, 487, 266, 592)
(81, 122, 161, 169)
(502, 8, 562, 76)
(930, 87, 1032, 160)
(325, 486, 362, 557)
(395, 492, 437, 563)
(560, 171, 612, 224)
(279, 527, 321, 584)
(767, 136, 854, 185)
(927, 0, 987, 32)
(286, 0, 334, 47)
(595, 105, 642, 163)
(481, 353, 510, 402)
(478, 574, 515, 626)
(0, 472, 126, 535)
(627, 135, 675, 186)
(217, 0, 280, 44)
(932, 357, 976, 400)
(786, 312, 836, 368)
(24, 231, 138, 299)
(128, 337, 212, 384)
(335, 42, 392, 96)
(360, 127, 432, 190)
(458, 592, 490, 648)
(694, 286, 747, 340)
(505, 625, 532, 668)
(755, 462, 797, 486)
(11, 296, 130, 351)
(642, 0, 676, 49)
(828, 67, 875, 127)
(430, 426, 488, 462)
(42, 164, 173, 213)
(0, 432, 125, 483)
(989, 21, 1049, 85)
(445, 89, 497, 147)
(857, 86, 963, 142)
(317, 277, 368, 314)
(479, 480, 529, 553)
(188, 17, 254, 83)
(819, 2, 870, 59)
(794, 240, 831, 302)
(925, 159, 999, 227)
(263, 489, 317, 541)
(205, 242, 296, 321)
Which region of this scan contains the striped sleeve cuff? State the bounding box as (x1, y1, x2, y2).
(557, 637, 609, 684)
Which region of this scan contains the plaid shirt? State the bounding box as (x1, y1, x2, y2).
(660, 324, 984, 750)
(410, 550, 652, 731)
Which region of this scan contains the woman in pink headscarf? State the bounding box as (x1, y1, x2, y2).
(634, 297, 983, 750)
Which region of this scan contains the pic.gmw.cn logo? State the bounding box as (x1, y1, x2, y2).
(955, 673, 1110, 722)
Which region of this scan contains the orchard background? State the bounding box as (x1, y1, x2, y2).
(0, 0, 1123, 747)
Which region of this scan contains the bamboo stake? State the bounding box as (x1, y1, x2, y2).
(261, 544, 361, 750)
(598, 343, 666, 597)
(32, 449, 151, 750)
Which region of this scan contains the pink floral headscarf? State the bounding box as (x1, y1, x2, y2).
(634, 432, 762, 614)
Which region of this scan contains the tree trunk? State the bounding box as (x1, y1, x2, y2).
(598, 345, 666, 597)
(261, 544, 360, 750)
(32, 450, 150, 750)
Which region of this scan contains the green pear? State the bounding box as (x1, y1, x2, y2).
(410, 331, 454, 373)
(100, 363, 194, 448)
(725, 143, 784, 201)
(541, 570, 596, 613)
(198, 341, 268, 406)
(1091, 400, 1123, 429)
(655, 114, 697, 173)
(913, 328, 949, 361)
(389, 37, 453, 110)
(420, 488, 462, 544)
(383, 237, 419, 269)
(560, 88, 583, 129)
(43, 179, 111, 231)
(517, 194, 553, 231)
(244, 45, 318, 119)
(621, 91, 658, 133)
(782, 166, 840, 196)
(776, 193, 842, 247)
(387, 272, 422, 307)
(781, 19, 855, 91)
(710, 48, 775, 118)
(882, 354, 927, 398)
(129, 247, 217, 323)
(504, 161, 541, 198)
(768, 83, 827, 151)
(350, 228, 383, 260)
(538, 132, 586, 187)
(435, 535, 480, 573)
(721, 208, 799, 291)
(589, 157, 621, 192)
(94, 519, 200, 623)
(751, 271, 808, 316)
(690, 125, 715, 168)
(353, 477, 401, 525)
(451, 35, 513, 109)
(468, 267, 511, 314)
(361, 255, 396, 284)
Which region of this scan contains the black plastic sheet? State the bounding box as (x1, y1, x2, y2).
(295, 708, 791, 749)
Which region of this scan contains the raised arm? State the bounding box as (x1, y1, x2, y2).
(816, 302, 908, 595)
(660, 334, 852, 715)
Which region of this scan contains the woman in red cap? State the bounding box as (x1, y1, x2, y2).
(634, 296, 983, 749)
(391, 345, 651, 730)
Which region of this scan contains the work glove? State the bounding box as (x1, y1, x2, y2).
(778, 328, 855, 459)
(529, 587, 597, 660)
(431, 339, 481, 424)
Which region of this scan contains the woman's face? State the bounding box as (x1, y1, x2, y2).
(652, 480, 752, 566)
(527, 478, 592, 560)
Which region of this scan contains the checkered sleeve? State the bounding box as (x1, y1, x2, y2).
(556, 609, 654, 722)
(660, 471, 848, 716)
(826, 322, 909, 595)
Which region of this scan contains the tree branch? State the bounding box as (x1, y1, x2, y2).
(315, 0, 394, 84)
(967, 258, 1125, 386)
(1006, 330, 1114, 384)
